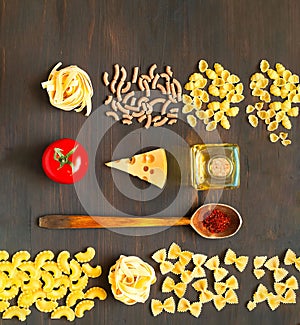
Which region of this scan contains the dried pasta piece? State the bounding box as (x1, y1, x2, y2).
(0, 301, 9, 312)
(152, 249, 174, 275)
(226, 106, 239, 117)
(281, 288, 296, 304)
(167, 243, 193, 265)
(267, 293, 281, 311)
(84, 287, 107, 300)
(224, 249, 249, 272)
(281, 116, 292, 129)
(260, 59, 270, 73)
(247, 300, 257, 311)
(180, 269, 194, 284)
(42, 261, 62, 278)
(274, 275, 298, 295)
(151, 297, 175, 316)
(270, 133, 279, 142)
(198, 60, 208, 73)
(253, 269, 265, 279)
(74, 300, 94, 318)
(57, 251, 71, 275)
(21, 278, 42, 293)
(66, 290, 85, 307)
(192, 279, 214, 303)
(204, 256, 228, 282)
(18, 289, 46, 308)
(191, 254, 207, 278)
(2, 306, 31, 321)
(208, 84, 220, 96)
(182, 104, 194, 114)
(187, 115, 197, 128)
(18, 261, 40, 279)
(41, 62, 93, 116)
(227, 74, 240, 83)
(255, 102, 264, 110)
(275, 63, 286, 75)
(264, 256, 289, 282)
(214, 63, 224, 75)
(46, 284, 68, 301)
(284, 249, 300, 271)
(253, 284, 269, 303)
(75, 247, 95, 263)
(34, 250, 54, 269)
(257, 110, 268, 119)
(267, 69, 280, 80)
(0, 251, 9, 261)
(177, 298, 202, 318)
(12, 251, 31, 267)
(231, 94, 244, 103)
(267, 121, 279, 132)
(69, 259, 82, 281)
(213, 110, 224, 122)
(220, 115, 230, 129)
(82, 263, 102, 278)
(214, 275, 239, 295)
(182, 94, 193, 104)
(0, 261, 16, 277)
(206, 121, 217, 131)
(213, 289, 238, 311)
(162, 276, 186, 298)
(35, 298, 58, 313)
(171, 261, 185, 275)
(287, 106, 299, 117)
(51, 306, 75, 321)
(70, 274, 88, 292)
(247, 115, 258, 128)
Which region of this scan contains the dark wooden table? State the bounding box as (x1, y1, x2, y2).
(1, 0, 299, 324)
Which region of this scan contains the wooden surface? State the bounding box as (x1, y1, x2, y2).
(1, 0, 300, 324)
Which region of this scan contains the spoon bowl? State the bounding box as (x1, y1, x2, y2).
(190, 203, 242, 239)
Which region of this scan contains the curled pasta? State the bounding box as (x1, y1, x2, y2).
(75, 247, 95, 263)
(51, 306, 75, 322)
(74, 300, 94, 318)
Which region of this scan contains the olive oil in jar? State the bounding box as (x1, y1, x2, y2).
(191, 143, 240, 190)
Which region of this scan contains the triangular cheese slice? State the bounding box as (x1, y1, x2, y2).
(105, 148, 167, 189)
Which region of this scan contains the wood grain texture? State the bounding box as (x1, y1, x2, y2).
(0, 0, 299, 324)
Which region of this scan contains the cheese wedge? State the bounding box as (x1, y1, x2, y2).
(105, 148, 167, 189)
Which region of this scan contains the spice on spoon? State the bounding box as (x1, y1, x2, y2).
(202, 209, 231, 233)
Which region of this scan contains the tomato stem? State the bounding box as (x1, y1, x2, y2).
(53, 145, 78, 172)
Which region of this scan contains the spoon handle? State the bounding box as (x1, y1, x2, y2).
(39, 215, 191, 229)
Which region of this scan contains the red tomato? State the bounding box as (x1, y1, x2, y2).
(42, 138, 88, 184)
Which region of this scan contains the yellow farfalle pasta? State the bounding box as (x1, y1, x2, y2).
(180, 269, 194, 284)
(224, 249, 249, 272)
(41, 62, 93, 116)
(281, 288, 296, 304)
(253, 269, 265, 279)
(267, 293, 281, 311)
(74, 300, 94, 318)
(284, 249, 300, 271)
(204, 256, 228, 282)
(75, 247, 95, 263)
(191, 254, 207, 278)
(161, 276, 186, 298)
(177, 298, 202, 318)
(253, 284, 269, 303)
(264, 256, 288, 282)
(213, 288, 238, 311)
(247, 300, 257, 311)
(167, 243, 193, 265)
(51, 305, 75, 322)
(274, 275, 298, 295)
(151, 297, 175, 316)
(214, 275, 239, 295)
(192, 278, 214, 303)
(152, 249, 174, 275)
(109, 255, 156, 305)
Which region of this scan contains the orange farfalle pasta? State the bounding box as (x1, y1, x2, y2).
(151, 297, 176, 316)
(167, 243, 193, 265)
(264, 256, 288, 282)
(224, 249, 249, 272)
(213, 288, 238, 311)
(284, 249, 300, 271)
(161, 276, 187, 298)
(204, 256, 228, 282)
(177, 298, 202, 318)
(192, 279, 214, 303)
(152, 249, 174, 275)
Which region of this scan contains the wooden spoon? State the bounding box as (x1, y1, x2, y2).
(39, 204, 242, 239)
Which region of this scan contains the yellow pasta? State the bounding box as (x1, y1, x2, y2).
(17, 289, 46, 308)
(51, 306, 75, 322)
(214, 63, 224, 75)
(74, 300, 94, 318)
(57, 251, 71, 274)
(264, 256, 288, 282)
(187, 115, 197, 128)
(226, 106, 239, 117)
(213, 289, 238, 311)
(42, 261, 62, 278)
(253, 269, 265, 279)
(2, 306, 31, 321)
(69, 259, 82, 281)
(182, 94, 193, 104)
(274, 275, 298, 295)
(75, 247, 95, 263)
(253, 284, 269, 303)
(220, 115, 230, 129)
(287, 106, 299, 117)
(214, 275, 239, 295)
(284, 249, 300, 271)
(0, 301, 9, 312)
(177, 298, 202, 318)
(40, 270, 55, 292)
(267, 121, 278, 131)
(35, 298, 58, 313)
(70, 274, 88, 292)
(248, 115, 258, 127)
(206, 69, 218, 80)
(275, 63, 286, 75)
(167, 242, 193, 265)
(180, 269, 194, 284)
(12, 251, 30, 267)
(41, 62, 93, 116)
(281, 139, 292, 146)
(267, 293, 281, 311)
(198, 60, 208, 73)
(204, 256, 228, 282)
(227, 74, 240, 84)
(21, 278, 42, 292)
(253, 256, 268, 269)
(182, 104, 194, 114)
(66, 290, 84, 307)
(0, 251, 9, 261)
(267, 68, 280, 80)
(84, 287, 107, 300)
(260, 59, 270, 73)
(81, 263, 102, 278)
(34, 250, 54, 269)
(0, 261, 16, 277)
(281, 116, 292, 129)
(191, 254, 207, 278)
(281, 288, 296, 304)
(192, 279, 214, 303)
(46, 284, 68, 301)
(208, 84, 220, 96)
(162, 276, 186, 298)
(247, 300, 257, 311)
(152, 249, 174, 275)
(206, 121, 217, 131)
(151, 297, 176, 316)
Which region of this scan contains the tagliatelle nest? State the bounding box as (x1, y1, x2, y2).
(41, 62, 93, 116)
(108, 255, 156, 305)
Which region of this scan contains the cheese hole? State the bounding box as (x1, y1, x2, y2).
(143, 166, 149, 172)
(129, 157, 136, 164)
(150, 169, 154, 174)
(144, 154, 155, 163)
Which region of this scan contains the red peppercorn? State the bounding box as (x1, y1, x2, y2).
(202, 209, 231, 233)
